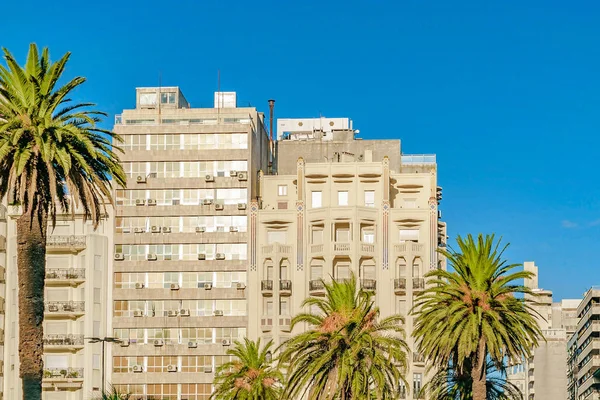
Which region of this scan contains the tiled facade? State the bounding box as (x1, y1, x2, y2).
(110, 88, 269, 399)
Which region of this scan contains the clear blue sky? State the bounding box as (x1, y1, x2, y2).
(2, 0, 599, 300)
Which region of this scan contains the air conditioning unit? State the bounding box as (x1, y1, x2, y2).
(195, 226, 206, 233)
(202, 199, 213, 205)
(222, 339, 231, 346)
(163, 227, 172, 233)
(229, 226, 238, 232)
(147, 199, 157, 206)
(204, 366, 213, 373)
(136, 175, 146, 183)
(236, 282, 246, 290)
(135, 199, 145, 206)
(134, 227, 144, 233)
(132, 365, 143, 373)
(133, 310, 144, 317)
(170, 283, 180, 291)
(167, 365, 177, 372)
(114, 253, 124, 261)
(230, 170, 238, 177)
(205, 175, 214, 182)
(135, 282, 145, 289)
(167, 310, 178, 317)
(180, 309, 190, 317)
(197, 253, 206, 260)
(187, 341, 197, 348)
(238, 172, 247, 181)
(120, 339, 130, 347)
(153, 339, 164, 347)
(216, 253, 225, 260)
(237, 203, 247, 210)
(203, 283, 213, 290)
(215, 203, 224, 210)
(147, 253, 157, 261)
(151, 226, 161, 233)
(214, 310, 224, 316)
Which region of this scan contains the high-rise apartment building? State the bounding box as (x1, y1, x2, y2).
(567, 287, 600, 400)
(2, 205, 113, 400)
(250, 119, 446, 399)
(507, 261, 581, 400)
(110, 88, 269, 399)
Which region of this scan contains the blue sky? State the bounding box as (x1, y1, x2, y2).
(2, 0, 599, 300)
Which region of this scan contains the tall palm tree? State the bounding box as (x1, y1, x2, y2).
(413, 234, 541, 400)
(211, 338, 282, 400)
(425, 358, 522, 400)
(0, 44, 125, 399)
(279, 274, 409, 400)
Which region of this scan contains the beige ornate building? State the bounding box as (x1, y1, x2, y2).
(249, 123, 445, 399)
(2, 204, 114, 400)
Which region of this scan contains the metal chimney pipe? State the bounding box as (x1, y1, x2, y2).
(268, 99, 275, 142)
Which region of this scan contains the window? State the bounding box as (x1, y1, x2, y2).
(160, 92, 176, 104)
(403, 198, 417, 208)
(280, 298, 289, 316)
(362, 229, 375, 244)
(338, 191, 349, 206)
(311, 227, 324, 244)
(278, 185, 287, 196)
(265, 299, 274, 316)
(311, 191, 322, 208)
(267, 231, 287, 244)
(413, 373, 423, 398)
(399, 229, 419, 242)
(364, 190, 375, 207)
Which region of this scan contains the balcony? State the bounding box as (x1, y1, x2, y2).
(309, 280, 326, 296)
(44, 301, 85, 319)
(279, 316, 292, 332)
(394, 242, 425, 256)
(43, 334, 85, 352)
(361, 279, 376, 292)
(42, 368, 84, 390)
(279, 280, 292, 296)
(47, 235, 86, 253)
(261, 280, 273, 296)
(394, 278, 407, 295)
(310, 243, 324, 256)
(262, 243, 292, 257)
(45, 269, 86, 287)
(413, 353, 426, 364)
(261, 316, 273, 332)
(332, 242, 352, 255)
(360, 243, 375, 257)
(413, 278, 425, 292)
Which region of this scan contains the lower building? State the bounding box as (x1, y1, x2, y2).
(568, 287, 600, 400)
(507, 261, 581, 400)
(2, 205, 113, 400)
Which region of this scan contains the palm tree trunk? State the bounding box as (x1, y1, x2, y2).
(17, 211, 47, 400)
(471, 337, 487, 400)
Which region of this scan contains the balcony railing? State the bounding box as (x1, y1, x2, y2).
(413, 353, 426, 363)
(310, 244, 324, 253)
(43, 367, 84, 380)
(413, 278, 425, 290)
(333, 243, 351, 253)
(279, 280, 292, 295)
(309, 280, 325, 295)
(47, 235, 86, 251)
(361, 243, 375, 254)
(361, 279, 376, 291)
(261, 280, 273, 296)
(401, 154, 436, 165)
(44, 301, 85, 314)
(43, 334, 85, 347)
(45, 268, 85, 281)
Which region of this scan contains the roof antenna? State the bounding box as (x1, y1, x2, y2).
(158, 71, 162, 124)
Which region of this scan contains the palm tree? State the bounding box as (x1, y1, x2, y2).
(0, 44, 125, 399)
(279, 274, 409, 400)
(425, 358, 522, 400)
(412, 234, 541, 400)
(211, 338, 282, 400)
(98, 385, 130, 400)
